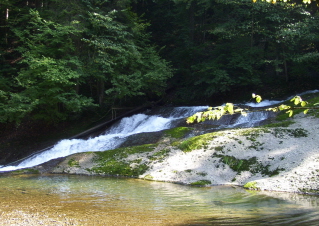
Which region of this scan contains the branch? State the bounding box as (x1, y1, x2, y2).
(186, 94, 319, 124)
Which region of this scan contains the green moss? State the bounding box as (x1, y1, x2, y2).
(131, 158, 142, 164)
(215, 154, 283, 176)
(243, 181, 260, 190)
(95, 144, 157, 160)
(164, 127, 194, 139)
(190, 180, 211, 186)
(89, 144, 157, 177)
(12, 168, 40, 174)
(148, 148, 170, 161)
(215, 155, 254, 172)
(272, 128, 308, 138)
(298, 188, 319, 194)
(248, 141, 264, 151)
(68, 158, 80, 167)
(262, 121, 295, 128)
(215, 146, 224, 152)
(196, 172, 207, 176)
(90, 160, 149, 177)
(143, 174, 154, 180)
(288, 128, 308, 137)
(176, 132, 221, 152)
(240, 128, 267, 137)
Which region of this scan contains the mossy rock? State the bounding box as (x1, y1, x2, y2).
(164, 127, 194, 139)
(262, 121, 295, 128)
(243, 181, 260, 190)
(215, 154, 283, 176)
(68, 158, 80, 167)
(89, 144, 157, 177)
(148, 148, 170, 161)
(90, 160, 149, 177)
(143, 174, 154, 180)
(11, 168, 40, 174)
(190, 180, 212, 186)
(176, 132, 222, 152)
(272, 128, 308, 138)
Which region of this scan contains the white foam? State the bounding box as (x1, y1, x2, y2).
(0, 112, 189, 171)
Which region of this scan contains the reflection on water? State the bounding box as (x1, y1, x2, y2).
(0, 174, 318, 225)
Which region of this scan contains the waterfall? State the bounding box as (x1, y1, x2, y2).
(1, 90, 317, 172)
(0, 106, 208, 172)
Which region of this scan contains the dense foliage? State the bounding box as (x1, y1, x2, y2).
(0, 0, 172, 124)
(132, 0, 319, 102)
(1, 0, 319, 125)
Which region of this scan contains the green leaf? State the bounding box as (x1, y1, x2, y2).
(301, 101, 307, 107)
(226, 103, 234, 114)
(256, 95, 262, 103)
(195, 112, 203, 123)
(186, 116, 195, 124)
(286, 110, 293, 117)
(291, 96, 302, 105)
(303, 109, 309, 114)
(278, 105, 290, 111)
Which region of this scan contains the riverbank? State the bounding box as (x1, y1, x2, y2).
(27, 112, 319, 195)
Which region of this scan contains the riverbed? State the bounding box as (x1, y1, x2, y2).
(1, 174, 319, 225)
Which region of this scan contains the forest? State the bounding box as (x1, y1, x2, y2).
(1, 0, 319, 162)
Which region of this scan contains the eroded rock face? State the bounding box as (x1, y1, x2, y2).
(27, 113, 319, 195)
(49, 153, 97, 175)
(118, 131, 164, 148)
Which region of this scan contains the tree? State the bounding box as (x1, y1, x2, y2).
(81, 8, 173, 106)
(0, 9, 95, 123)
(131, 0, 319, 103)
(0, 1, 173, 124)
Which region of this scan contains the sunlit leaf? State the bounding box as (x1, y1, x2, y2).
(186, 116, 195, 124)
(279, 105, 289, 111)
(195, 112, 202, 123)
(301, 101, 307, 107)
(226, 103, 234, 114)
(286, 110, 293, 117)
(256, 96, 262, 103)
(304, 109, 309, 114)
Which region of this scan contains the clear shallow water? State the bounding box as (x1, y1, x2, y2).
(1, 174, 319, 225)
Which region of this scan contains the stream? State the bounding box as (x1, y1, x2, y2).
(1, 90, 319, 225)
(1, 174, 319, 225)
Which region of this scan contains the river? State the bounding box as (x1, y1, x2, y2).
(1, 174, 319, 225)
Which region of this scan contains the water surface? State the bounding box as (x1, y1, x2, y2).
(0, 174, 318, 225)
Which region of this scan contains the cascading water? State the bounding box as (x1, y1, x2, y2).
(0, 106, 208, 172)
(1, 90, 318, 172)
